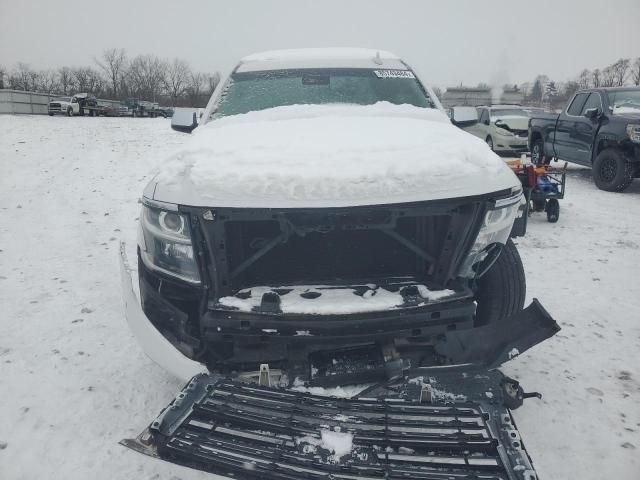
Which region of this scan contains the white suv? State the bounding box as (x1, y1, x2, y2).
(119, 47, 557, 480)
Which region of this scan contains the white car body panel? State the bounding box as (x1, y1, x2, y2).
(119, 242, 207, 381)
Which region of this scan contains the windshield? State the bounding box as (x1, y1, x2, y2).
(607, 89, 640, 114)
(214, 68, 434, 117)
(490, 108, 529, 118)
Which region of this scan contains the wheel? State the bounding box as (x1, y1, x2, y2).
(546, 199, 560, 223)
(592, 148, 634, 192)
(48, 112, 54, 116)
(531, 138, 552, 166)
(474, 239, 526, 326)
(89, 109, 95, 117)
(486, 136, 494, 151)
(66, 107, 73, 117)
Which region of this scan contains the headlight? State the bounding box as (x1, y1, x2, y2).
(458, 191, 521, 278)
(626, 124, 640, 143)
(139, 200, 200, 284)
(495, 127, 514, 136)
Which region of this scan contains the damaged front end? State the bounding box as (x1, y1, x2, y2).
(133, 188, 529, 378)
(120, 190, 560, 479)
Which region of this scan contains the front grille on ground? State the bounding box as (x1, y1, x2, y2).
(149, 378, 519, 479)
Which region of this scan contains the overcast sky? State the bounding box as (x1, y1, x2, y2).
(1, 0, 639, 88)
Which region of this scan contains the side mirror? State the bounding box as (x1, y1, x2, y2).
(584, 107, 601, 119)
(450, 106, 479, 127)
(171, 109, 198, 133)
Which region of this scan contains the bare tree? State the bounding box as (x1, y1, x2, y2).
(611, 58, 630, 86)
(95, 48, 127, 99)
(186, 71, 206, 107)
(601, 66, 616, 87)
(163, 58, 191, 106)
(128, 54, 167, 101)
(577, 69, 591, 90)
(72, 67, 92, 92)
(8, 63, 38, 90)
(562, 81, 580, 100)
(591, 68, 601, 88)
(0, 65, 5, 89)
(207, 72, 221, 95)
(37, 70, 59, 94)
(72, 67, 105, 94)
(58, 67, 74, 95)
(632, 58, 640, 86)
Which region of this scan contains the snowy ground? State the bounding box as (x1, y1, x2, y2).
(0, 115, 638, 479)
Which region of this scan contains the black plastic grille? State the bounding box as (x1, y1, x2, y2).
(154, 380, 512, 479)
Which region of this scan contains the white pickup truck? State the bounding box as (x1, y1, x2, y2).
(47, 93, 100, 116)
(47, 95, 81, 116)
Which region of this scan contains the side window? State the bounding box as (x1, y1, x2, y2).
(480, 109, 489, 124)
(567, 93, 588, 116)
(580, 93, 602, 115)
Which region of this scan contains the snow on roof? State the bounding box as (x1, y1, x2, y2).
(237, 48, 406, 72)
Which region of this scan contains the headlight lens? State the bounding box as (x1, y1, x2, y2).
(139, 203, 201, 284)
(626, 124, 640, 143)
(459, 192, 521, 278)
(495, 127, 514, 136)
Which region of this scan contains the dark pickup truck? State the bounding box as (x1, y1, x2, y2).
(529, 87, 640, 191)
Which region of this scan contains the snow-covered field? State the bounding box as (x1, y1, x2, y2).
(0, 115, 638, 479)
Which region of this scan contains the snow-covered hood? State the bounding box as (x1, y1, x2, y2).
(493, 115, 529, 131)
(150, 103, 519, 208)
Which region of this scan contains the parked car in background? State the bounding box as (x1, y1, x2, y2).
(461, 105, 530, 153)
(101, 103, 129, 117)
(47, 93, 102, 117)
(48, 96, 80, 116)
(122, 99, 171, 118)
(529, 87, 640, 191)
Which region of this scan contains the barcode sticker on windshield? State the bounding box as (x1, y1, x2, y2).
(373, 70, 415, 79)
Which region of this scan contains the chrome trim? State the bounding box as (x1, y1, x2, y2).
(494, 192, 523, 209)
(140, 196, 179, 212)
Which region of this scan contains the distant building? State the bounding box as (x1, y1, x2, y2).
(441, 87, 525, 108)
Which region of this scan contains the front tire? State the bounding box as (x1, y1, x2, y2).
(531, 138, 550, 165)
(593, 148, 634, 192)
(474, 239, 526, 326)
(66, 107, 73, 117)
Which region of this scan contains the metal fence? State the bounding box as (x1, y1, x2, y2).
(0, 89, 121, 115)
